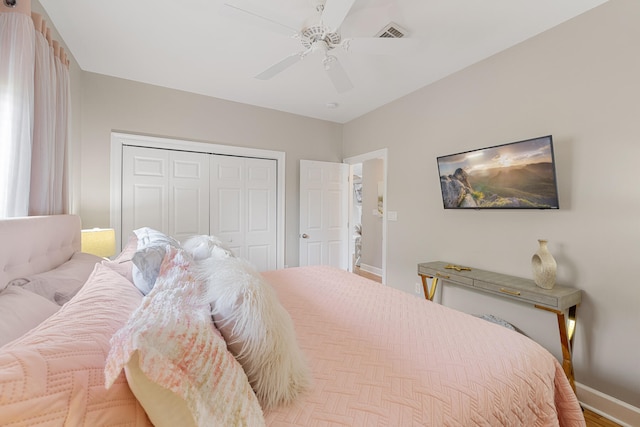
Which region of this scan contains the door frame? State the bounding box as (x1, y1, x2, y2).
(343, 148, 388, 284)
(110, 132, 286, 269)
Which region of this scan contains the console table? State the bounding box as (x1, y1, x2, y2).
(417, 261, 581, 391)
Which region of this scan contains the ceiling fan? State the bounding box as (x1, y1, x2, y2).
(224, 0, 419, 93)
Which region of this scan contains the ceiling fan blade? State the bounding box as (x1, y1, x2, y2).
(323, 55, 354, 93)
(255, 52, 304, 80)
(222, 0, 299, 36)
(341, 37, 422, 55)
(321, 0, 357, 32)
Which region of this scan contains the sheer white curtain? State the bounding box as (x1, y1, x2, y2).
(52, 40, 69, 214)
(29, 12, 54, 215)
(0, 11, 35, 218)
(0, 3, 70, 218)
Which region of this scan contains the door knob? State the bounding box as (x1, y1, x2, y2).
(301, 233, 309, 239)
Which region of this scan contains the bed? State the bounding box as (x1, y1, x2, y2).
(0, 215, 586, 426)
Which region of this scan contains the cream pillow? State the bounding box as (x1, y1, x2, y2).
(7, 252, 103, 305)
(124, 351, 195, 426)
(105, 246, 265, 427)
(195, 255, 311, 409)
(0, 286, 60, 347)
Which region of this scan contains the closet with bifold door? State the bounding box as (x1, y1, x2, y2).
(121, 144, 277, 271)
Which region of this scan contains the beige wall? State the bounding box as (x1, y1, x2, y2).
(343, 0, 639, 407)
(78, 73, 342, 268)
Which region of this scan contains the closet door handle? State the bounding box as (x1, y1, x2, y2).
(301, 233, 309, 239)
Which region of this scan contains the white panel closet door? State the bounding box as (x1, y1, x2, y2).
(245, 157, 277, 271)
(211, 155, 243, 257)
(122, 146, 169, 239)
(168, 150, 210, 243)
(210, 155, 277, 271)
(122, 146, 209, 243)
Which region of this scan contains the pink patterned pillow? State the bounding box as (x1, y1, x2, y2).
(102, 234, 138, 283)
(105, 246, 264, 427)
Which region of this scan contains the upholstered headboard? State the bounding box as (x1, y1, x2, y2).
(0, 215, 81, 289)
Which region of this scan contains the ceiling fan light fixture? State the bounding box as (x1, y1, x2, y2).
(322, 54, 336, 70)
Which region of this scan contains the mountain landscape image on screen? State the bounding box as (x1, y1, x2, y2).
(438, 137, 559, 209)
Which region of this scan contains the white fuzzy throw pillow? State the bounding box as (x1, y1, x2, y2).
(183, 234, 233, 261)
(194, 253, 310, 409)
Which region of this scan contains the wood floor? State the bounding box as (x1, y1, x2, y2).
(352, 268, 621, 427)
(353, 266, 382, 283)
(584, 409, 622, 427)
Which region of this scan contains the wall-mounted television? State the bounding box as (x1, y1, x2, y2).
(437, 135, 559, 209)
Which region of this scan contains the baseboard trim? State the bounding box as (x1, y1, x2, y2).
(576, 382, 640, 427)
(359, 263, 382, 277)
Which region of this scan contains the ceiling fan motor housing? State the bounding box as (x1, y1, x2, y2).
(300, 25, 341, 49)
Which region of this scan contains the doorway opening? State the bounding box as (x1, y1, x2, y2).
(344, 149, 387, 284)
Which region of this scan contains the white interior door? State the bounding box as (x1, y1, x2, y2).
(121, 146, 209, 243)
(299, 160, 349, 269)
(210, 155, 277, 271)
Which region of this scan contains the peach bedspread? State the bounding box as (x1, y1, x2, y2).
(262, 266, 585, 427)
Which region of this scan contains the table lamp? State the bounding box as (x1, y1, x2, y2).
(81, 228, 116, 258)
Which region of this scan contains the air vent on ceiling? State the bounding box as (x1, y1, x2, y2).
(376, 22, 408, 38)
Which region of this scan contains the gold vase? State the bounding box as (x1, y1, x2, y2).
(531, 239, 557, 289)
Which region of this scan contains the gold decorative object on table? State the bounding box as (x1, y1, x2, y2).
(444, 264, 471, 272)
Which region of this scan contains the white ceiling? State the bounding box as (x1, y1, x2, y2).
(39, 0, 608, 124)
